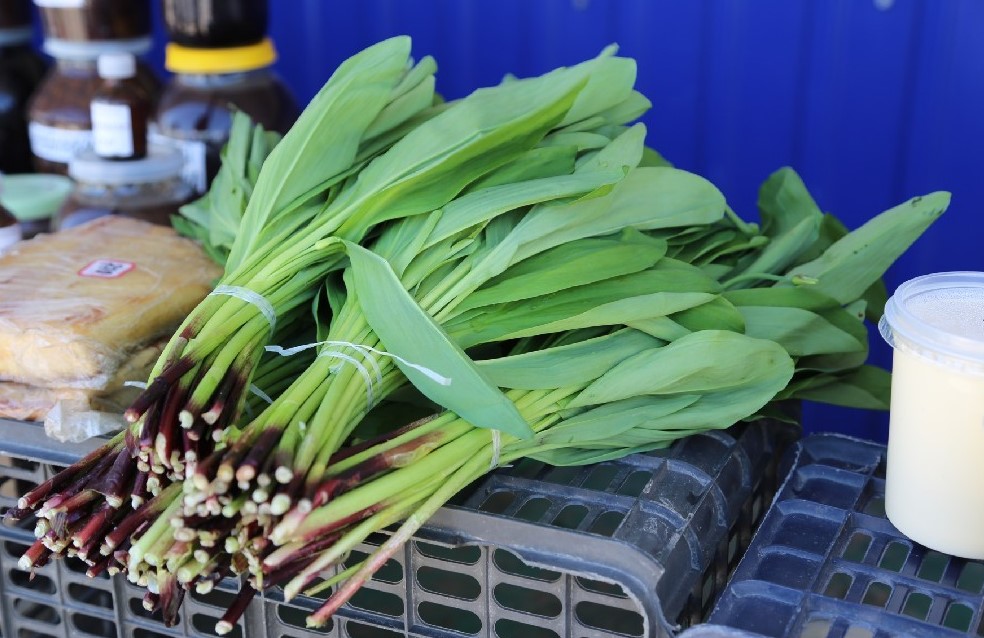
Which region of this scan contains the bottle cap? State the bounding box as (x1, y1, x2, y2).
(97, 52, 137, 79)
(69, 145, 184, 185)
(165, 37, 277, 74)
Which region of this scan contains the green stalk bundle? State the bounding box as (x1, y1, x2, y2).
(7, 36, 950, 632)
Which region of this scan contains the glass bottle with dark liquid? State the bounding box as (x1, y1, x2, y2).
(90, 52, 149, 160)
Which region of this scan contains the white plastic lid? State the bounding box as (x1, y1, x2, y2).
(880, 271, 984, 374)
(43, 37, 153, 59)
(97, 52, 136, 79)
(68, 145, 184, 185)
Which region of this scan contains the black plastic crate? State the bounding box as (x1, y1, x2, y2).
(0, 417, 798, 638)
(708, 433, 984, 638)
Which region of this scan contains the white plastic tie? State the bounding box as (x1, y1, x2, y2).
(318, 350, 376, 406)
(490, 430, 502, 470)
(123, 381, 148, 389)
(265, 340, 451, 385)
(210, 285, 277, 332)
(249, 384, 273, 405)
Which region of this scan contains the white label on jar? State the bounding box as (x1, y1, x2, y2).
(0, 225, 22, 253)
(91, 102, 134, 158)
(78, 259, 135, 279)
(28, 122, 91, 164)
(150, 131, 207, 194)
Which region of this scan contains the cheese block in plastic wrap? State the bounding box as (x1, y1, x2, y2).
(0, 216, 221, 388)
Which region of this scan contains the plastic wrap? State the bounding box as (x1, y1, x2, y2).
(0, 216, 221, 388)
(0, 338, 166, 440)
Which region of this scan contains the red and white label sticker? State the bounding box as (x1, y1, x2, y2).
(78, 259, 136, 279)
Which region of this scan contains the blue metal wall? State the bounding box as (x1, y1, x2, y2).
(150, 0, 984, 440)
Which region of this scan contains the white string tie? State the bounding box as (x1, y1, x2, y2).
(249, 384, 273, 405)
(318, 350, 376, 407)
(490, 430, 502, 470)
(210, 285, 277, 332)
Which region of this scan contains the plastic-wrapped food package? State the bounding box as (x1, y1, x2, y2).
(0, 336, 163, 418)
(0, 216, 221, 389)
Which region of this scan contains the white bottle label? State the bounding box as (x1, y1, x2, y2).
(91, 101, 135, 158)
(0, 225, 21, 253)
(149, 131, 208, 194)
(28, 122, 92, 164)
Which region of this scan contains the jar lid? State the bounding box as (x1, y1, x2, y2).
(879, 271, 984, 374)
(34, 0, 87, 6)
(165, 37, 277, 74)
(0, 26, 33, 47)
(97, 52, 136, 79)
(0, 174, 73, 220)
(69, 145, 184, 185)
(43, 36, 153, 59)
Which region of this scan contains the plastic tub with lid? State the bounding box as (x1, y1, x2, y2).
(879, 271, 984, 560)
(57, 144, 194, 229)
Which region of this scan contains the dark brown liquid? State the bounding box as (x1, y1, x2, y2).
(92, 79, 150, 160)
(155, 70, 296, 186)
(39, 0, 151, 41)
(29, 61, 160, 174)
(162, 0, 267, 48)
(0, 45, 47, 174)
(0, 0, 31, 28)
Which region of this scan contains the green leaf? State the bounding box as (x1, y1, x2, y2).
(342, 241, 533, 438)
(459, 229, 666, 311)
(424, 167, 628, 251)
(736, 306, 865, 357)
(626, 317, 691, 341)
(477, 329, 663, 390)
(671, 297, 745, 334)
(496, 167, 726, 271)
(227, 37, 417, 272)
(725, 168, 825, 287)
(535, 394, 699, 447)
(792, 365, 891, 410)
(333, 61, 602, 240)
(783, 192, 950, 304)
(495, 292, 717, 343)
(571, 330, 793, 407)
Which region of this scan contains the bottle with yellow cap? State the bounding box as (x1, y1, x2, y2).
(153, 34, 298, 194)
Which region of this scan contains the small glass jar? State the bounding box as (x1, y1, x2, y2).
(162, 0, 267, 49)
(34, 0, 151, 42)
(28, 44, 159, 174)
(154, 38, 297, 193)
(57, 145, 194, 230)
(91, 52, 150, 160)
